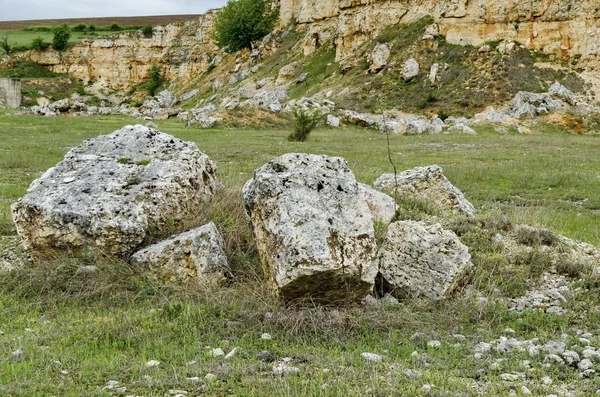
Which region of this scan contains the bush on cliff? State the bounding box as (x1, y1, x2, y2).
(52, 23, 71, 51)
(214, 0, 279, 53)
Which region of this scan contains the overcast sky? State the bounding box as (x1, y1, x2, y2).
(0, 0, 229, 21)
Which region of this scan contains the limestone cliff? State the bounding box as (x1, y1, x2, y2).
(279, 0, 600, 67)
(26, 12, 221, 90)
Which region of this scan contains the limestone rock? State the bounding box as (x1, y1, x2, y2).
(358, 183, 397, 224)
(156, 90, 178, 108)
(130, 223, 229, 284)
(326, 114, 341, 127)
(242, 153, 379, 302)
(370, 43, 390, 73)
(12, 125, 217, 256)
(378, 221, 473, 300)
(373, 165, 474, 217)
(402, 58, 420, 81)
(181, 89, 200, 102)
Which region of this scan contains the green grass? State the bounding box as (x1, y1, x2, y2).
(1, 113, 600, 395)
(0, 29, 130, 55)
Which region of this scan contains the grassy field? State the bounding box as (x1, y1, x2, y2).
(0, 15, 204, 31)
(1, 113, 600, 396)
(0, 30, 131, 55)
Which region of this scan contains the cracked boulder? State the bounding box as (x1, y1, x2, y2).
(242, 153, 379, 302)
(374, 165, 474, 217)
(12, 125, 217, 257)
(378, 221, 473, 300)
(130, 223, 229, 285)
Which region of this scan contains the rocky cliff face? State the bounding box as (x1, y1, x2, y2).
(279, 0, 600, 68)
(26, 12, 220, 90)
(20, 1, 600, 91)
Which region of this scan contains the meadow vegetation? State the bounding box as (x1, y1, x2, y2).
(0, 113, 599, 395)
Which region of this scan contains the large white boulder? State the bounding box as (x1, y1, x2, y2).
(370, 43, 390, 73)
(130, 223, 229, 285)
(242, 154, 379, 302)
(12, 125, 217, 256)
(378, 221, 473, 300)
(373, 165, 474, 217)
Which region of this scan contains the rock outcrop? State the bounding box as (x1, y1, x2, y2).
(12, 125, 217, 256)
(279, 0, 600, 69)
(130, 222, 229, 284)
(24, 13, 221, 90)
(378, 221, 473, 300)
(242, 153, 379, 302)
(374, 165, 475, 217)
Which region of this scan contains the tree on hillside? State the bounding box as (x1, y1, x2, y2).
(214, 0, 279, 53)
(52, 23, 71, 51)
(1, 34, 12, 55)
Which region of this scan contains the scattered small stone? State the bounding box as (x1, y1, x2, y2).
(403, 369, 419, 378)
(427, 340, 441, 348)
(261, 333, 272, 340)
(210, 348, 225, 357)
(500, 373, 519, 382)
(474, 353, 483, 360)
(204, 373, 217, 381)
(224, 348, 237, 360)
(11, 348, 24, 360)
(581, 369, 596, 378)
(361, 352, 384, 362)
(579, 359, 594, 370)
(51, 361, 62, 367)
(257, 350, 274, 363)
(474, 342, 492, 353)
(562, 350, 581, 365)
(146, 360, 160, 367)
(421, 384, 432, 392)
(272, 361, 300, 376)
(115, 386, 127, 393)
(542, 376, 553, 385)
(186, 377, 200, 382)
(103, 380, 120, 390)
(521, 386, 532, 395)
(60, 370, 69, 375)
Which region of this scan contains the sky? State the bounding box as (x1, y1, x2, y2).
(0, 0, 229, 21)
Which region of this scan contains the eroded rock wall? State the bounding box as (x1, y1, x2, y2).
(280, 0, 600, 67)
(25, 12, 220, 90)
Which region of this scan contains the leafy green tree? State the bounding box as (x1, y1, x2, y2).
(214, 0, 279, 53)
(146, 64, 163, 96)
(1, 34, 12, 54)
(87, 24, 96, 33)
(72, 23, 88, 32)
(52, 23, 71, 51)
(142, 25, 153, 38)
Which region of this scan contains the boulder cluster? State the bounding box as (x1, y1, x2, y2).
(12, 125, 478, 302)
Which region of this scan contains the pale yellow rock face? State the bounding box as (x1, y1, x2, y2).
(26, 13, 221, 90)
(280, 0, 600, 68)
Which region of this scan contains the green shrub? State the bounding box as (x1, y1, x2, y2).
(288, 107, 322, 142)
(214, 0, 279, 52)
(142, 25, 153, 38)
(30, 37, 50, 51)
(52, 23, 72, 51)
(146, 64, 163, 96)
(87, 24, 96, 33)
(0, 34, 11, 54)
(72, 23, 88, 32)
(109, 22, 122, 32)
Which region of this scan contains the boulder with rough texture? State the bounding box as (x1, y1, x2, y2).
(402, 58, 420, 81)
(370, 43, 390, 73)
(242, 153, 379, 302)
(12, 125, 217, 256)
(378, 221, 473, 300)
(358, 183, 397, 225)
(326, 114, 341, 127)
(373, 165, 474, 217)
(156, 90, 178, 108)
(130, 222, 229, 284)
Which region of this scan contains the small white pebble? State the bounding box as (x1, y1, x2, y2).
(261, 333, 272, 340)
(521, 386, 532, 395)
(427, 340, 441, 348)
(146, 360, 160, 367)
(204, 373, 217, 381)
(361, 352, 383, 362)
(210, 348, 225, 357)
